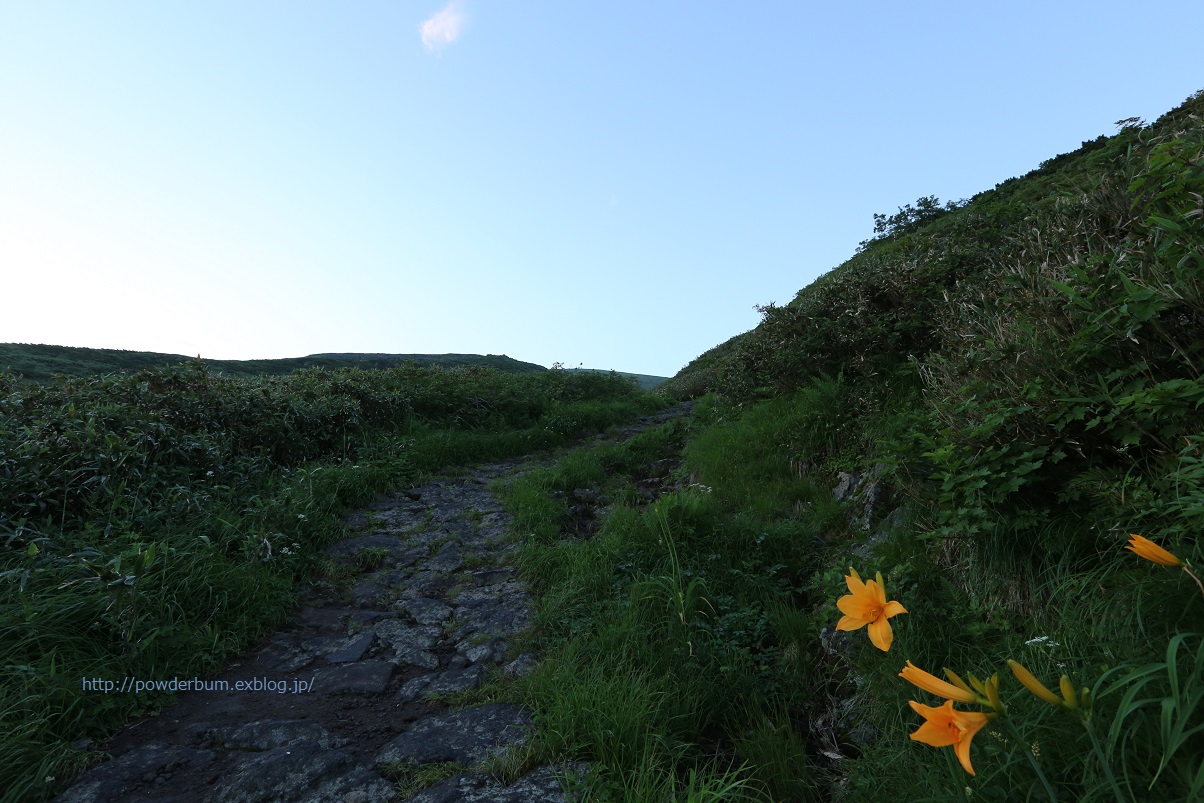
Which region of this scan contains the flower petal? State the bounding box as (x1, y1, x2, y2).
(943, 668, 975, 695)
(836, 593, 873, 617)
(954, 733, 977, 775)
(953, 711, 991, 776)
(907, 701, 957, 747)
(867, 615, 894, 651)
(845, 569, 868, 596)
(835, 613, 866, 632)
(882, 600, 908, 618)
(1008, 659, 1063, 707)
(1125, 534, 1183, 566)
(900, 662, 980, 704)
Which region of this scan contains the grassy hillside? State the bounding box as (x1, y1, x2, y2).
(566, 366, 668, 390)
(0, 343, 546, 384)
(491, 90, 1204, 800)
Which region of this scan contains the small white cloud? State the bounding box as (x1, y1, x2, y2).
(420, 2, 467, 52)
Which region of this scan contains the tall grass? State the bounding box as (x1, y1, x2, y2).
(500, 414, 830, 800)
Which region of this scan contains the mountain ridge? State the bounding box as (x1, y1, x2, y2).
(0, 343, 666, 387)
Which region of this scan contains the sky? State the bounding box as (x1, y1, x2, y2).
(2, 2, 1202, 378)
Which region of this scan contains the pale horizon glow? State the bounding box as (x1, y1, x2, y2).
(2, 2, 1202, 377)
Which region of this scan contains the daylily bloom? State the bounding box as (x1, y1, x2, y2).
(1007, 659, 1063, 707)
(836, 567, 907, 651)
(899, 661, 981, 705)
(1009, 660, 1093, 713)
(1059, 675, 1079, 711)
(970, 672, 1005, 714)
(908, 699, 994, 775)
(1125, 534, 1184, 566)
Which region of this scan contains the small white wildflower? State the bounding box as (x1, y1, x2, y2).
(1025, 636, 1061, 648)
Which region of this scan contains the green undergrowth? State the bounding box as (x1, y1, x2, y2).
(0, 361, 664, 802)
(499, 413, 832, 801)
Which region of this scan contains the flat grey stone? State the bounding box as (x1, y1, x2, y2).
(351, 580, 389, 608)
(347, 610, 396, 628)
(408, 763, 586, 803)
(397, 665, 486, 701)
(397, 674, 435, 702)
(313, 661, 395, 694)
(454, 605, 530, 641)
(376, 704, 533, 766)
(378, 567, 416, 586)
(409, 528, 454, 546)
(403, 596, 454, 626)
(404, 570, 452, 596)
(326, 534, 410, 559)
(375, 620, 441, 652)
(203, 742, 393, 803)
(427, 665, 486, 696)
(469, 568, 512, 586)
(276, 648, 320, 673)
(395, 648, 441, 670)
(326, 631, 375, 663)
(219, 720, 340, 750)
(55, 743, 216, 803)
(296, 607, 350, 630)
(452, 583, 527, 609)
(426, 548, 464, 573)
(461, 637, 506, 665)
(394, 545, 432, 567)
(502, 653, 540, 679)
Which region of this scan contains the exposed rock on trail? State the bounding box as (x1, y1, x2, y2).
(57, 402, 692, 802)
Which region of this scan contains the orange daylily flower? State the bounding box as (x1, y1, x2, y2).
(1008, 659, 1091, 712)
(836, 567, 907, 651)
(908, 699, 994, 775)
(1125, 534, 1184, 567)
(1007, 659, 1063, 707)
(899, 661, 981, 705)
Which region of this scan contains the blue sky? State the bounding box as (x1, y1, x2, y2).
(2, 2, 1201, 378)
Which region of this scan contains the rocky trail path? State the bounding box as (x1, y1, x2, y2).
(57, 402, 693, 803)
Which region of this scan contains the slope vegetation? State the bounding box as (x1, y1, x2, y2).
(492, 90, 1203, 801)
(0, 343, 546, 384)
(654, 89, 1204, 800)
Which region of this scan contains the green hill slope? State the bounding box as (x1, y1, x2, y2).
(531, 89, 1204, 799)
(566, 366, 668, 389)
(0, 343, 546, 383)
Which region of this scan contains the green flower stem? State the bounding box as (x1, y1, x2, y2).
(1183, 565, 1204, 598)
(1083, 717, 1129, 803)
(998, 716, 1059, 802)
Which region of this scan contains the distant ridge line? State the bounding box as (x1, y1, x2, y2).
(0, 343, 667, 387)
